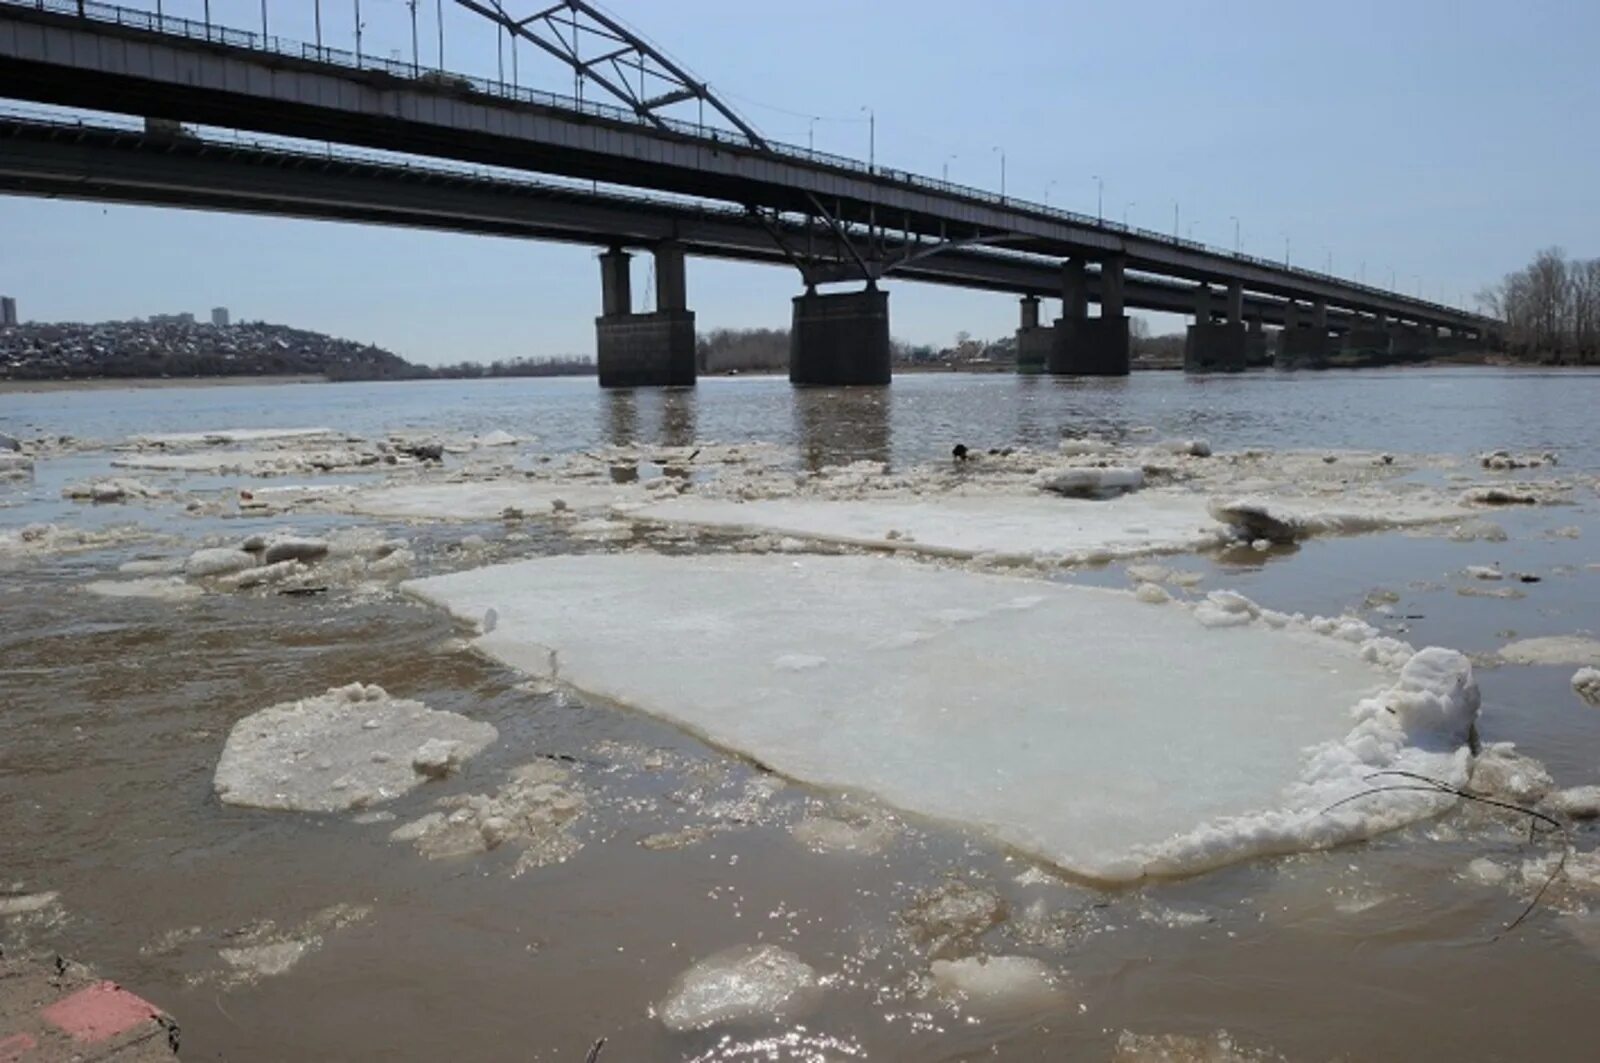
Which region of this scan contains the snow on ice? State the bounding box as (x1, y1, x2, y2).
(213, 683, 498, 812)
(406, 554, 1480, 883)
(635, 493, 1228, 565)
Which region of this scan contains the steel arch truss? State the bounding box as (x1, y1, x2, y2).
(451, 0, 766, 148)
(450, 1, 1006, 285)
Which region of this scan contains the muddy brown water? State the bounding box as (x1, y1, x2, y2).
(4, 369, 1600, 1060)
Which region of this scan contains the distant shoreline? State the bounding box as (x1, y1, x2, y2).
(0, 374, 328, 394)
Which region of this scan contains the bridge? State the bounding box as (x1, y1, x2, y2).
(0, 0, 1497, 386)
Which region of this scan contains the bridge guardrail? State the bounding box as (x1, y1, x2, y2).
(3, 0, 1483, 320)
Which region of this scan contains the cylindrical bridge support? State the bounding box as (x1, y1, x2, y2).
(599, 247, 632, 316)
(1048, 254, 1129, 376)
(1020, 294, 1041, 330)
(1062, 259, 1089, 321)
(595, 244, 696, 388)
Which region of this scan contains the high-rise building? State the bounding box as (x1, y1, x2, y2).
(0, 296, 16, 327)
(211, 306, 230, 328)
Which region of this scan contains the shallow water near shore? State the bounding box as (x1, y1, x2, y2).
(4, 367, 1600, 1060)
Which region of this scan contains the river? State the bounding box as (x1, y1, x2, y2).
(2, 367, 1598, 1061)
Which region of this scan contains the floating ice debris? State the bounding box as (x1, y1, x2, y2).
(407, 554, 1480, 883)
(790, 803, 896, 855)
(1465, 565, 1504, 581)
(1498, 636, 1600, 667)
(902, 881, 1009, 960)
(1543, 785, 1600, 820)
(0, 891, 59, 917)
(347, 481, 636, 520)
(411, 739, 466, 779)
(62, 477, 161, 503)
(261, 536, 330, 565)
(1035, 466, 1145, 499)
(1573, 668, 1600, 707)
(1479, 450, 1557, 470)
(1462, 486, 1540, 506)
(205, 903, 371, 988)
(0, 451, 31, 479)
(213, 683, 498, 812)
(473, 429, 519, 448)
(655, 945, 821, 1032)
(389, 760, 585, 872)
(1470, 743, 1555, 805)
(130, 427, 337, 446)
(1208, 496, 1466, 544)
(0, 522, 148, 560)
(1444, 518, 1509, 542)
(83, 576, 202, 602)
(185, 547, 257, 578)
(1112, 1029, 1285, 1062)
(1462, 857, 1511, 887)
(927, 955, 1067, 1015)
(0, 431, 18, 451)
(1134, 582, 1171, 604)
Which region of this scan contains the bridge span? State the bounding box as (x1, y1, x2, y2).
(0, 0, 1497, 385)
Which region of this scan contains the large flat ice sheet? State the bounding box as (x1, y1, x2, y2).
(406, 555, 1473, 881)
(634, 493, 1228, 563)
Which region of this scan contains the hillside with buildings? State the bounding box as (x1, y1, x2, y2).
(0, 308, 418, 382)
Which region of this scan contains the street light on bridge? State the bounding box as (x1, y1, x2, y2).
(859, 106, 875, 171)
(808, 116, 818, 154)
(942, 153, 957, 183)
(1229, 215, 1240, 254)
(1123, 201, 1135, 228)
(992, 146, 1006, 202)
(1093, 175, 1103, 223)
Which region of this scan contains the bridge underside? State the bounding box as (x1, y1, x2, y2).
(0, 1, 1492, 342)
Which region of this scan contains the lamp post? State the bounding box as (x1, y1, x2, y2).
(1283, 235, 1291, 267)
(436, 0, 444, 70)
(859, 106, 874, 171)
(1173, 202, 1179, 240)
(408, 0, 419, 73)
(942, 153, 957, 183)
(1093, 174, 1103, 223)
(808, 116, 818, 154)
(992, 146, 1006, 201)
(1229, 215, 1240, 254)
(354, 0, 363, 61)
(1122, 201, 1135, 227)
(1044, 179, 1059, 208)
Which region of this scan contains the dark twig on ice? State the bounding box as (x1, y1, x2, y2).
(1322, 769, 1571, 939)
(585, 1037, 606, 1062)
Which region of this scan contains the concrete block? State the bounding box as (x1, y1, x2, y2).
(790, 287, 890, 386)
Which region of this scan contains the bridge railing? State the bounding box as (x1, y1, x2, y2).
(5, 0, 1480, 320)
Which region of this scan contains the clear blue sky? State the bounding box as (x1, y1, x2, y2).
(3, 0, 1597, 364)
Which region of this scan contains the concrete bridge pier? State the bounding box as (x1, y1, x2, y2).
(790, 284, 891, 386)
(595, 243, 697, 388)
(1049, 255, 1130, 376)
(1015, 294, 1052, 372)
(1277, 297, 1330, 369)
(1183, 280, 1248, 373)
(1389, 322, 1427, 360)
(1343, 312, 1391, 356)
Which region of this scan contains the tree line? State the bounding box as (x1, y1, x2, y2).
(1478, 248, 1600, 363)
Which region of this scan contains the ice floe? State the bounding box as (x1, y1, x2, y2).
(345, 480, 637, 521)
(130, 427, 338, 446)
(655, 945, 821, 1031)
(83, 576, 203, 602)
(1573, 668, 1600, 708)
(927, 954, 1067, 1015)
(388, 760, 586, 874)
(408, 553, 1478, 883)
(1497, 636, 1600, 667)
(635, 493, 1227, 565)
(213, 683, 498, 812)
